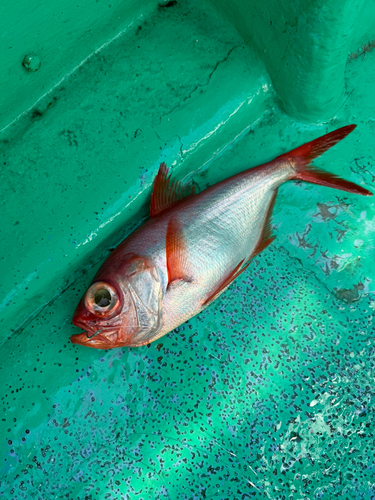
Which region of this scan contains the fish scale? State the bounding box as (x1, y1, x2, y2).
(156, 164, 288, 336)
(71, 124, 372, 349)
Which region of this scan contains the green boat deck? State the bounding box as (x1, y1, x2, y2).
(1, 0, 375, 498)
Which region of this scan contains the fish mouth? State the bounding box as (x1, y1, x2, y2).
(71, 320, 159, 349)
(70, 325, 157, 349)
(71, 320, 120, 349)
(70, 329, 119, 349)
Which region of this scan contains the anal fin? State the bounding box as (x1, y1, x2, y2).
(202, 190, 278, 306)
(249, 188, 278, 260)
(250, 236, 275, 260)
(203, 259, 251, 306)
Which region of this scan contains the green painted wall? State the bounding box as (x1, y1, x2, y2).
(1, 0, 375, 498)
(209, 0, 375, 119)
(0, 0, 157, 134)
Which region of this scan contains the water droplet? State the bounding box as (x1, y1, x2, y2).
(22, 54, 41, 73)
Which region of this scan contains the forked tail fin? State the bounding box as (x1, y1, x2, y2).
(278, 124, 373, 196)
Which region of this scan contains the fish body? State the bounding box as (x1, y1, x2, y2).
(71, 125, 372, 349)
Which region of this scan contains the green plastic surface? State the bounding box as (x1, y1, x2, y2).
(1, 0, 375, 498)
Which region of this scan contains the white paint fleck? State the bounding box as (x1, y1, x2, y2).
(358, 210, 367, 221)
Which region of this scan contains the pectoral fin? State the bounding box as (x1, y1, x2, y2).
(166, 217, 192, 289)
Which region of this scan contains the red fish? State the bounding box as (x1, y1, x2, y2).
(71, 125, 372, 349)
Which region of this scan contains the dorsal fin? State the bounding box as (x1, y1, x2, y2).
(150, 163, 196, 217)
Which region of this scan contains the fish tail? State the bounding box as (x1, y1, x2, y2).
(279, 124, 373, 196)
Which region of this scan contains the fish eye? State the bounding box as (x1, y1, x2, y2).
(85, 282, 119, 316)
(94, 289, 112, 307)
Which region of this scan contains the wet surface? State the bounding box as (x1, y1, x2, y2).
(1, 246, 375, 499)
(1, 0, 375, 498)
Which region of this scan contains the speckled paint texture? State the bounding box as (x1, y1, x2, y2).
(1, 0, 375, 498)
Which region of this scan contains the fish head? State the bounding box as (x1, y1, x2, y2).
(71, 254, 163, 349)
